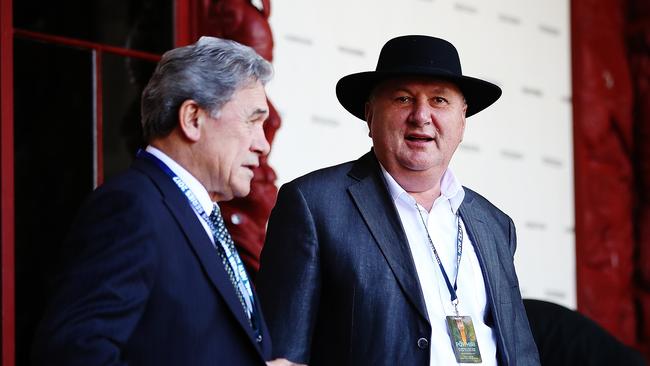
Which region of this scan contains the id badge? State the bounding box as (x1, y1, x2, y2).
(446, 315, 482, 363)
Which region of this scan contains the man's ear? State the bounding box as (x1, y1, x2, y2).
(459, 102, 468, 142)
(178, 99, 202, 142)
(365, 101, 373, 138)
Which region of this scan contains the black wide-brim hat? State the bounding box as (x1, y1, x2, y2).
(336, 35, 502, 120)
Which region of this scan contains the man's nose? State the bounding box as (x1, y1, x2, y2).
(408, 100, 432, 126)
(253, 126, 271, 156)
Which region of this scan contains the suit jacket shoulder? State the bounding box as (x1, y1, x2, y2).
(33, 157, 270, 366)
(462, 187, 511, 223)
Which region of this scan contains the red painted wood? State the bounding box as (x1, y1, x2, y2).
(94, 50, 104, 187)
(1, 0, 16, 363)
(628, 0, 650, 359)
(193, 0, 279, 278)
(14, 29, 161, 62)
(572, 0, 637, 347)
(175, 0, 193, 47)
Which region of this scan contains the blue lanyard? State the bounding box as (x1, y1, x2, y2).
(137, 149, 257, 319)
(415, 203, 464, 316)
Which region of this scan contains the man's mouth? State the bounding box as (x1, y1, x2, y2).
(405, 133, 434, 142)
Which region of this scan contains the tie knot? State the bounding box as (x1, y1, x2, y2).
(209, 203, 220, 220)
(209, 203, 228, 239)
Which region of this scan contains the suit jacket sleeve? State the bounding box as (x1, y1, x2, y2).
(508, 217, 541, 366)
(257, 181, 320, 364)
(32, 188, 159, 366)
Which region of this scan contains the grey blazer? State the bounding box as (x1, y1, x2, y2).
(257, 151, 540, 366)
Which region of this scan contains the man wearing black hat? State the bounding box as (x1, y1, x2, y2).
(257, 35, 540, 366)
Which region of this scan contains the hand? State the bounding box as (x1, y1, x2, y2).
(266, 358, 307, 366)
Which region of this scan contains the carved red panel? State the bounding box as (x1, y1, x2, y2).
(573, 0, 638, 349)
(628, 0, 650, 358)
(191, 0, 279, 278)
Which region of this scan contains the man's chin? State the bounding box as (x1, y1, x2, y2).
(232, 184, 252, 200)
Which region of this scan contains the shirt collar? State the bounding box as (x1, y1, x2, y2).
(145, 145, 215, 215)
(380, 164, 465, 214)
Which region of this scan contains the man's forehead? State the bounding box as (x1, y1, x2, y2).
(232, 81, 267, 104)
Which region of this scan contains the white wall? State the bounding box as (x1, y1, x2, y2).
(266, 0, 575, 308)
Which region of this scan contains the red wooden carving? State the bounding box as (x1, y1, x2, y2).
(194, 0, 280, 278)
(573, 0, 637, 347)
(629, 0, 650, 358)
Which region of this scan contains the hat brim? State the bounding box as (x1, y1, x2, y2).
(336, 69, 502, 121)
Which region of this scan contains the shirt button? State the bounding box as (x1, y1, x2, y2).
(417, 337, 429, 349)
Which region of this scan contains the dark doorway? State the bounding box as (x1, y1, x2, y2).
(13, 1, 172, 364)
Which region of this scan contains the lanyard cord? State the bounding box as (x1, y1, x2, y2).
(415, 202, 463, 316)
(137, 149, 256, 317)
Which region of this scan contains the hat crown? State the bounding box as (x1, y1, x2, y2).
(375, 35, 462, 76)
(335, 35, 501, 121)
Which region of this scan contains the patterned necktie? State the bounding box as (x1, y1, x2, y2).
(208, 204, 251, 321)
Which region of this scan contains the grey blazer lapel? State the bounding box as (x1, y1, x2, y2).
(346, 152, 429, 323)
(458, 191, 509, 363)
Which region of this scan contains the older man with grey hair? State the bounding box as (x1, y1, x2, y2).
(32, 36, 283, 365)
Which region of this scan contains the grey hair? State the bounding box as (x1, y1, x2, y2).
(140, 36, 273, 142)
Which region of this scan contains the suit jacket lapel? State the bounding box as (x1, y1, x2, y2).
(458, 192, 509, 363)
(132, 157, 265, 354)
(347, 152, 429, 323)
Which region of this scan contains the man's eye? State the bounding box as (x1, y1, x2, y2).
(433, 96, 448, 104)
(396, 96, 411, 103)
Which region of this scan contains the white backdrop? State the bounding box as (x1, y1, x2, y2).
(265, 0, 575, 308)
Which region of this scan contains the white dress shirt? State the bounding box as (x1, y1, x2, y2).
(146, 145, 217, 243)
(381, 166, 497, 366)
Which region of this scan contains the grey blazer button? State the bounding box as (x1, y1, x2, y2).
(417, 337, 429, 349)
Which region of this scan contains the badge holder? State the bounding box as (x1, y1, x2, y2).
(445, 299, 482, 363)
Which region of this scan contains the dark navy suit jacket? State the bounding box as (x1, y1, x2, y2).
(32, 157, 271, 365)
(257, 151, 540, 366)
